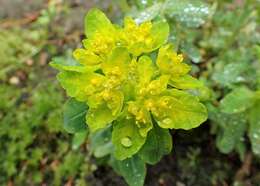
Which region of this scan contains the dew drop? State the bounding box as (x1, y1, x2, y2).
(121, 137, 132, 147)
(253, 134, 259, 139)
(163, 118, 172, 125)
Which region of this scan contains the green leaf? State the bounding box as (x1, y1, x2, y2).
(84, 8, 113, 37)
(134, 3, 163, 24)
(112, 117, 146, 160)
(212, 62, 248, 88)
(86, 103, 118, 133)
(216, 113, 247, 154)
(181, 42, 202, 63)
(138, 123, 172, 164)
(137, 55, 155, 85)
(189, 86, 212, 102)
(170, 75, 203, 90)
(235, 140, 246, 161)
(50, 56, 89, 72)
(63, 98, 87, 133)
(110, 155, 146, 186)
(72, 131, 88, 150)
(148, 75, 170, 95)
(135, 0, 156, 10)
(102, 47, 131, 76)
(57, 71, 105, 102)
(156, 44, 190, 76)
(220, 86, 255, 114)
(249, 102, 260, 155)
(86, 90, 124, 133)
(89, 126, 113, 158)
(256, 91, 260, 99)
(164, 0, 211, 28)
(73, 48, 101, 66)
(155, 90, 207, 130)
(150, 20, 169, 51)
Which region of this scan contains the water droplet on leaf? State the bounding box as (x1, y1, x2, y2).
(121, 137, 132, 147)
(162, 118, 172, 125)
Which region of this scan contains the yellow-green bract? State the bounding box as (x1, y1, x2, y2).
(50, 8, 207, 160)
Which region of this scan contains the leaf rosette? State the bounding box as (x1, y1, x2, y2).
(50, 8, 207, 161)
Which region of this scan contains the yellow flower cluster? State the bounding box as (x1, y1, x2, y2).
(51, 8, 207, 160)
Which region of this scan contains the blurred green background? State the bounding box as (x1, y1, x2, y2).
(0, 0, 259, 186)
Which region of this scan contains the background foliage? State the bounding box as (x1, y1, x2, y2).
(0, 0, 259, 186)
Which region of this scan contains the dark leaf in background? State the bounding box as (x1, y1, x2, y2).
(220, 86, 255, 114)
(72, 131, 88, 150)
(216, 114, 247, 154)
(138, 122, 172, 165)
(209, 104, 247, 154)
(249, 101, 260, 156)
(64, 98, 88, 134)
(213, 62, 250, 88)
(89, 125, 113, 158)
(50, 56, 88, 73)
(181, 42, 202, 63)
(110, 155, 146, 186)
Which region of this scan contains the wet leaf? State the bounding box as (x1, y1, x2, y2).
(89, 126, 113, 158)
(84, 8, 113, 37)
(72, 131, 88, 150)
(220, 86, 255, 114)
(134, 3, 163, 24)
(181, 42, 202, 63)
(112, 118, 146, 160)
(110, 155, 146, 186)
(155, 90, 207, 130)
(138, 123, 172, 164)
(216, 113, 247, 154)
(249, 102, 260, 156)
(63, 98, 87, 134)
(213, 62, 249, 88)
(50, 57, 88, 73)
(164, 0, 211, 28)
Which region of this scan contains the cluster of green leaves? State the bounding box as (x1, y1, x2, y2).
(122, 0, 212, 28)
(202, 1, 260, 160)
(51, 8, 208, 186)
(123, 0, 260, 162)
(2, 0, 259, 185)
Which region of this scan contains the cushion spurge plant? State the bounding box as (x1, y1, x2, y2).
(51, 8, 208, 186)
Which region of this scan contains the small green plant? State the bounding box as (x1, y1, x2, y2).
(202, 1, 260, 161)
(213, 86, 260, 157)
(51, 8, 207, 186)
